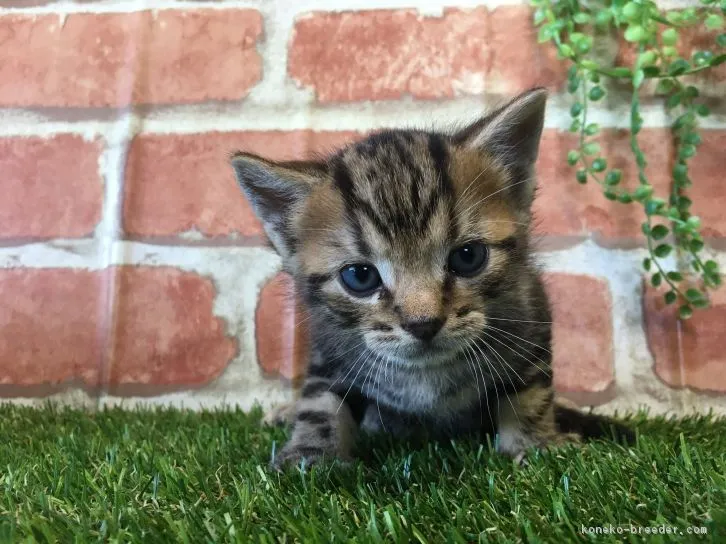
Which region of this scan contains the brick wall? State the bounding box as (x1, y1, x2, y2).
(0, 0, 724, 416)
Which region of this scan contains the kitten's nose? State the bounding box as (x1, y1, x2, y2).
(401, 318, 444, 341)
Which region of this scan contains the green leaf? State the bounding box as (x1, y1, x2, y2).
(696, 104, 711, 117)
(718, 33, 726, 48)
(662, 46, 678, 59)
(642, 223, 651, 236)
(668, 59, 691, 76)
(662, 28, 679, 46)
(576, 169, 588, 184)
(705, 260, 719, 273)
(705, 14, 724, 30)
(679, 305, 693, 320)
(679, 145, 696, 160)
(666, 11, 683, 25)
(651, 272, 662, 287)
(711, 54, 726, 67)
(666, 93, 682, 109)
(624, 25, 647, 43)
(585, 123, 600, 136)
(567, 150, 580, 166)
(595, 10, 612, 28)
(651, 225, 669, 240)
(609, 67, 632, 78)
(692, 297, 710, 309)
(570, 103, 583, 117)
(685, 288, 705, 302)
(537, 25, 554, 44)
(583, 142, 600, 156)
(693, 51, 714, 66)
(570, 119, 581, 133)
(638, 50, 658, 67)
(643, 257, 652, 271)
(622, 3, 641, 21)
(603, 190, 618, 201)
(664, 291, 677, 305)
(634, 185, 654, 201)
(673, 163, 688, 183)
(656, 79, 675, 94)
(684, 133, 702, 146)
(654, 244, 673, 258)
(617, 193, 633, 203)
(576, 36, 594, 54)
(591, 158, 607, 172)
(684, 86, 699, 99)
(642, 66, 660, 77)
(589, 86, 605, 101)
(559, 44, 575, 59)
(687, 216, 702, 229)
(606, 170, 622, 185)
(633, 69, 645, 89)
(667, 271, 683, 282)
(573, 13, 592, 25)
(677, 195, 693, 210)
(690, 239, 705, 252)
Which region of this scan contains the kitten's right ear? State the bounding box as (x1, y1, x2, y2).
(231, 152, 326, 260)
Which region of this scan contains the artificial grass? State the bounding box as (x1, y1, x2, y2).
(0, 405, 724, 543)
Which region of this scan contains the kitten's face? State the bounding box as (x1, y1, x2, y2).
(295, 132, 527, 366)
(233, 88, 547, 369)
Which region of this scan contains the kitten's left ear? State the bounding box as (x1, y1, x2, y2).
(455, 87, 547, 204)
(231, 152, 326, 261)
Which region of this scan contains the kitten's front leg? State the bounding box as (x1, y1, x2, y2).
(496, 384, 579, 463)
(272, 377, 358, 470)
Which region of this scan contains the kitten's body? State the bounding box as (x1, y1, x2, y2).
(233, 88, 632, 468)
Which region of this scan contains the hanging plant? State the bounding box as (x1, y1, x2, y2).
(532, 0, 724, 319)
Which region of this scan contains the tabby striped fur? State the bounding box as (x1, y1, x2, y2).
(232, 88, 633, 469)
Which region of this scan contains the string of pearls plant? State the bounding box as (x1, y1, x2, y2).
(532, 0, 724, 319)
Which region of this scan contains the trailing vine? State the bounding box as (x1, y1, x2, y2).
(532, 0, 724, 319)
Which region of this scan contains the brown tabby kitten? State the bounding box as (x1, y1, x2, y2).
(232, 88, 633, 468)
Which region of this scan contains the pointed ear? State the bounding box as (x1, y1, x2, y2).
(231, 152, 326, 260)
(454, 87, 547, 205)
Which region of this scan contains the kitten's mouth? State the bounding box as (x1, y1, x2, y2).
(387, 340, 462, 367)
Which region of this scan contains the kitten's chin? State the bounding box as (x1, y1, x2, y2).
(384, 342, 462, 368)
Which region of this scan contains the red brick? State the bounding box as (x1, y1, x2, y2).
(107, 266, 236, 389)
(547, 273, 615, 404)
(255, 272, 309, 382)
(288, 7, 565, 103)
(533, 129, 672, 245)
(123, 131, 361, 238)
(487, 6, 566, 94)
(687, 130, 726, 240)
(289, 8, 489, 102)
(0, 10, 262, 107)
(0, 268, 106, 388)
(644, 280, 726, 393)
(0, 135, 102, 239)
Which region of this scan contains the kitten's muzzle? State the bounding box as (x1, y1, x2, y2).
(400, 317, 445, 342)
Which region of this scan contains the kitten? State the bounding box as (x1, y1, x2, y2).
(232, 88, 633, 468)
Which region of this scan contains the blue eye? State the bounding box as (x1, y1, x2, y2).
(339, 264, 382, 296)
(448, 242, 488, 277)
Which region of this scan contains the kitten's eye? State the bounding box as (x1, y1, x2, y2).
(339, 264, 382, 296)
(448, 242, 488, 277)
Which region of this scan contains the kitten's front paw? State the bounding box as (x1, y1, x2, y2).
(271, 443, 348, 471)
(262, 402, 296, 427)
(497, 431, 579, 465)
